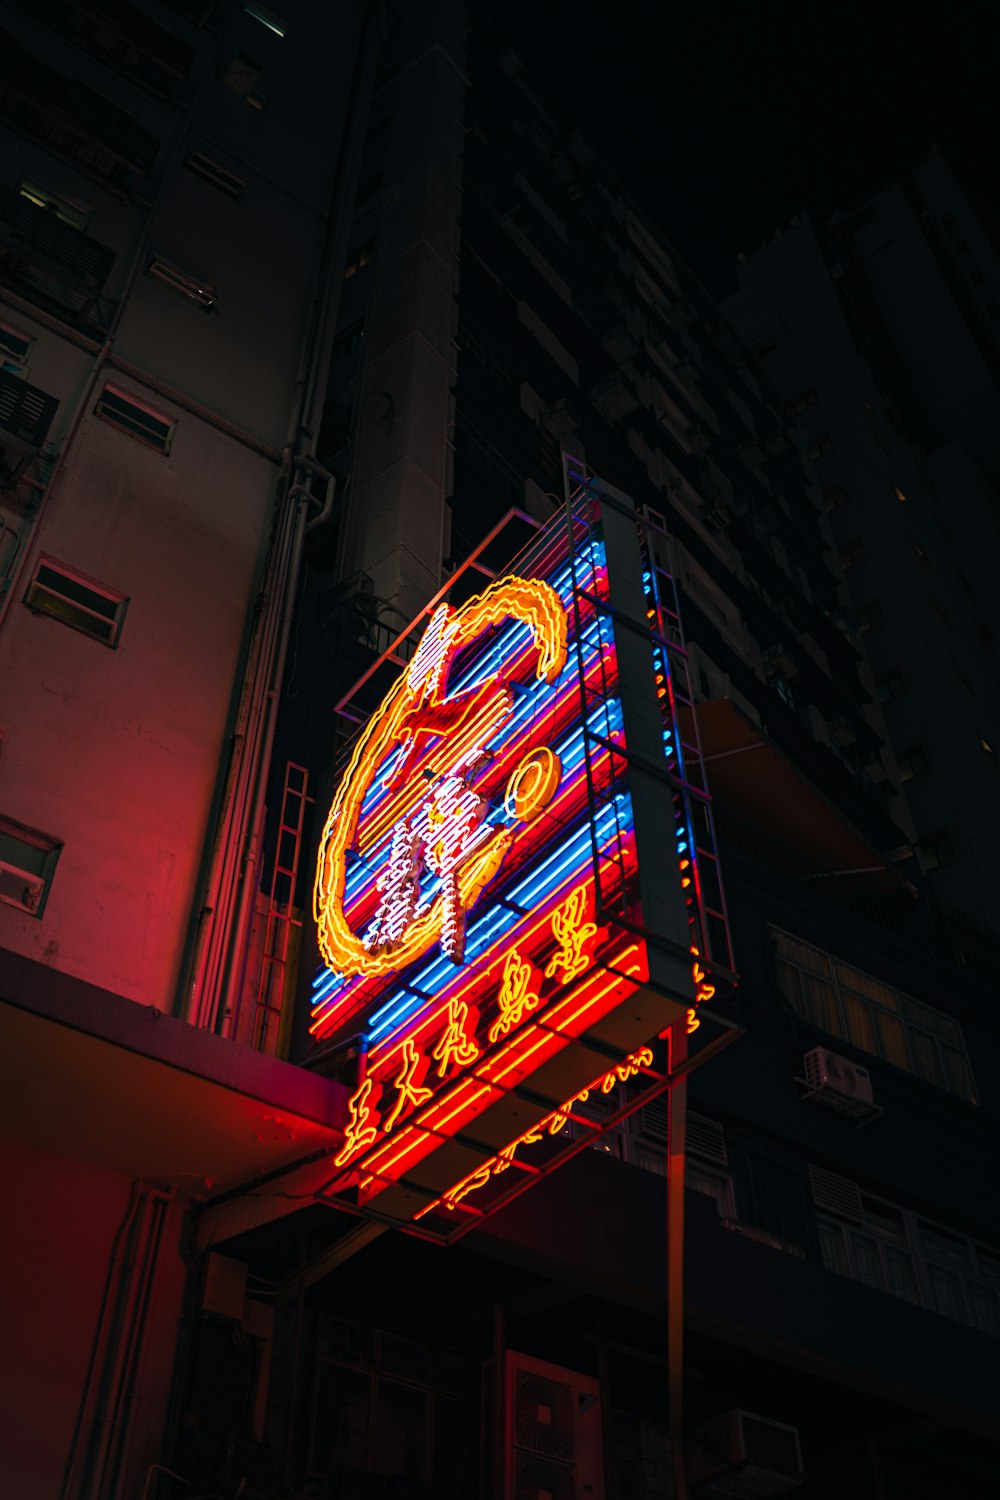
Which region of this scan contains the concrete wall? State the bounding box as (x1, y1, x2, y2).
(0, 1137, 187, 1500)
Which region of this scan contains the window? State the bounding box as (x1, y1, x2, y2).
(244, 3, 286, 35)
(18, 180, 89, 230)
(897, 744, 929, 782)
(95, 384, 174, 453)
(839, 539, 864, 569)
(184, 151, 246, 199)
(918, 830, 955, 873)
(772, 929, 978, 1102)
(893, 485, 907, 503)
(914, 542, 929, 563)
(330, 320, 365, 359)
(308, 1325, 479, 1487)
(856, 599, 884, 633)
(0, 814, 62, 918)
(785, 389, 817, 416)
(823, 486, 849, 512)
(344, 240, 374, 279)
(980, 736, 996, 758)
(810, 1166, 1000, 1335)
(808, 436, 833, 462)
(24, 557, 128, 647)
(876, 669, 906, 703)
(145, 257, 216, 310)
(0, 321, 33, 370)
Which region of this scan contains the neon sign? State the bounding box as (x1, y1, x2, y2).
(311, 470, 733, 1238)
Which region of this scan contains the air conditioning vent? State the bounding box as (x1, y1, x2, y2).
(146, 257, 217, 310)
(800, 1048, 881, 1124)
(688, 1409, 803, 1498)
(506, 1354, 603, 1500)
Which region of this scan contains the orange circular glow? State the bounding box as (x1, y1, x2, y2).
(314, 576, 568, 980)
(504, 747, 563, 822)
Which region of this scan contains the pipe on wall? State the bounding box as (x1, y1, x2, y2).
(181, 0, 383, 1035)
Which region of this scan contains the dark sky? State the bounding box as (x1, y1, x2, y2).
(487, 0, 996, 295)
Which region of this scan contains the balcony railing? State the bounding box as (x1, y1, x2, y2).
(30, 0, 195, 99)
(0, 185, 117, 322)
(0, 33, 160, 189)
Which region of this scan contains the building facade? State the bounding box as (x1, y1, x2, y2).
(2, 4, 999, 1500)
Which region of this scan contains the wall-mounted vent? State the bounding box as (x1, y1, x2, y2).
(24, 557, 128, 647)
(808, 1165, 864, 1222)
(184, 151, 246, 199)
(146, 257, 216, 310)
(0, 815, 62, 918)
(688, 1113, 727, 1165)
(95, 384, 174, 453)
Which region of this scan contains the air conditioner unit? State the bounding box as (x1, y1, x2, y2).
(800, 1047, 881, 1122)
(505, 1352, 603, 1500)
(688, 1409, 803, 1498)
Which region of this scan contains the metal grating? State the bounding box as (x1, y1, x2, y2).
(687, 1111, 727, 1165)
(0, 368, 58, 446)
(808, 1164, 863, 1221)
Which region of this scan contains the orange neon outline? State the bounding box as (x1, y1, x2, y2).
(355, 940, 645, 1189)
(384, 1037, 433, 1132)
(544, 883, 599, 984)
(333, 1076, 380, 1167)
(503, 746, 563, 822)
(431, 997, 480, 1077)
(314, 577, 568, 980)
(426, 1041, 658, 1213)
(487, 948, 542, 1045)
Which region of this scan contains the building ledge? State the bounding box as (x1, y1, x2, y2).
(0, 946, 348, 1195)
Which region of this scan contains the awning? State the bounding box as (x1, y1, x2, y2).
(0, 949, 349, 1195)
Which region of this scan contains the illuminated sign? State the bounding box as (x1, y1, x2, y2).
(311, 464, 733, 1239)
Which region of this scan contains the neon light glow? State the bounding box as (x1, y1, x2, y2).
(311, 482, 733, 1235)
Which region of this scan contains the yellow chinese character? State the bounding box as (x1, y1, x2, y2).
(384, 1037, 433, 1131)
(334, 1077, 379, 1166)
(432, 998, 480, 1077)
(488, 949, 541, 1043)
(544, 885, 598, 984)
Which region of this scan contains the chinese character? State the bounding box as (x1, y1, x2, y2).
(421, 764, 499, 963)
(544, 885, 598, 984)
(384, 1037, 433, 1131)
(488, 949, 541, 1043)
(334, 1077, 380, 1166)
(364, 817, 423, 955)
(432, 998, 480, 1077)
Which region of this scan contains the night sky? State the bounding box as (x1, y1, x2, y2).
(487, 0, 995, 295)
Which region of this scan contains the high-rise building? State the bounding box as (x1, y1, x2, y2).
(724, 151, 1000, 931)
(2, 5, 999, 1500)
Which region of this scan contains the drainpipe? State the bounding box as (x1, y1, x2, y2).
(182, 0, 382, 1033)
